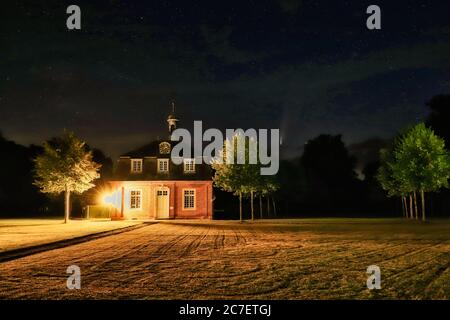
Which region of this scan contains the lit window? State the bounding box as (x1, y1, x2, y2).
(131, 159, 143, 173)
(130, 190, 142, 209)
(157, 190, 168, 196)
(183, 189, 195, 209)
(158, 159, 169, 173)
(183, 158, 195, 173)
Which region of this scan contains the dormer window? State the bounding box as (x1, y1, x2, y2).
(131, 159, 143, 173)
(183, 158, 195, 173)
(157, 159, 169, 173)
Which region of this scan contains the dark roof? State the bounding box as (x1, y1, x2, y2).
(121, 139, 198, 158)
(121, 140, 171, 158)
(115, 139, 212, 181)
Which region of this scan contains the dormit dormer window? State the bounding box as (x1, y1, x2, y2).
(157, 159, 169, 173)
(183, 158, 195, 173)
(131, 159, 143, 173)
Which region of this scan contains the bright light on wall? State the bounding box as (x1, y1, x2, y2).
(99, 189, 121, 209)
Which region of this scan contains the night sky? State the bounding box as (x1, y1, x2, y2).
(1, 0, 450, 160)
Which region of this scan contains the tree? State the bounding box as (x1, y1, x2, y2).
(275, 159, 307, 216)
(242, 147, 261, 221)
(426, 94, 450, 148)
(377, 144, 412, 218)
(425, 94, 450, 217)
(78, 147, 113, 212)
(34, 131, 101, 223)
(212, 135, 246, 221)
(392, 123, 450, 221)
(0, 132, 46, 216)
(212, 156, 245, 221)
(212, 134, 263, 221)
(300, 135, 359, 211)
(91, 148, 113, 179)
(257, 175, 279, 218)
(242, 138, 279, 220)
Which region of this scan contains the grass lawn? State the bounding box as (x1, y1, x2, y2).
(0, 219, 142, 253)
(0, 218, 448, 299)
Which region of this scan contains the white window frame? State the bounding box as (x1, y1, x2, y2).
(183, 158, 195, 173)
(183, 188, 196, 210)
(156, 189, 169, 196)
(129, 189, 142, 210)
(130, 159, 143, 173)
(157, 159, 169, 173)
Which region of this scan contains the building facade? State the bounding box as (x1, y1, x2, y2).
(107, 106, 213, 220)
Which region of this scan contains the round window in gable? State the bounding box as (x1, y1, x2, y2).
(159, 142, 171, 154)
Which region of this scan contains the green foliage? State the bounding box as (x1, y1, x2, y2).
(377, 136, 410, 197)
(212, 134, 251, 196)
(376, 148, 398, 197)
(377, 122, 450, 210)
(257, 174, 279, 197)
(392, 123, 450, 193)
(212, 133, 279, 197)
(34, 131, 101, 195)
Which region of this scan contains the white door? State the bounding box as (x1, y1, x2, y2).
(156, 188, 170, 219)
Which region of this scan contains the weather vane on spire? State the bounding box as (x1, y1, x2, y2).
(167, 100, 179, 134)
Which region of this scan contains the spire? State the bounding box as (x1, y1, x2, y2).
(167, 100, 179, 135)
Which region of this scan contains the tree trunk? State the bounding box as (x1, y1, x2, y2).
(250, 190, 254, 221)
(430, 193, 433, 217)
(402, 196, 408, 218)
(405, 197, 411, 218)
(272, 197, 277, 217)
(64, 188, 71, 224)
(409, 194, 413, 219)
(239, 192, 243, 222)
(267, 196, 271, 217)
(401, 197, 405, 218)
(259, 195, 263, 219)
(421, 190, 426, 221)
(413, 191, 418, 220)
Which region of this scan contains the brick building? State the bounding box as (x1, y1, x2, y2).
(107, 104, 213, 220)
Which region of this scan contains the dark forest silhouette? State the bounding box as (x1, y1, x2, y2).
(1, 94, 449, 218)
(424, 94, 450, 217)
(0, 133, 113, 217)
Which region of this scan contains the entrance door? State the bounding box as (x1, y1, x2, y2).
(156, 188, 170, 219)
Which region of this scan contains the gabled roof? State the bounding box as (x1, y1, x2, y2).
(121, 139, 198, 159)
(121, 140, 173, 158)
(115, 139, 212, 181)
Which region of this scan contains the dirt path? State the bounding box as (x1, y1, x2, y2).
(0, 220, 448, 299)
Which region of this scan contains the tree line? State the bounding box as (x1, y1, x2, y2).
(212, 134, 279, 221)
(0, 131, 112, 218)
(0, 94, 449, 221)
(212, 94, 450, 220)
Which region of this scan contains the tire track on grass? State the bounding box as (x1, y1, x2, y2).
(82, 224, 193, 272)
(179, 225, 211, 257)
